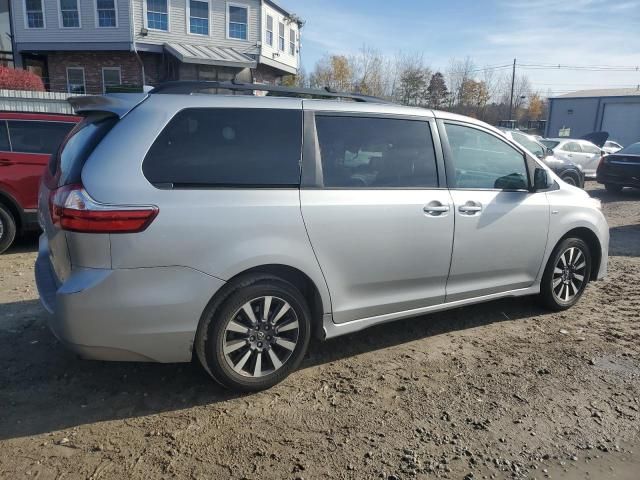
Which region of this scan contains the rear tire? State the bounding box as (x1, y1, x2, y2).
(605, 183, 623, 193)
(538, 238, 591, 311)
(196, 275, 311, 392)
(0, 204, 17, 254)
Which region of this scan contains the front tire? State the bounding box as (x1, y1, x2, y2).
(0, 204, 17, 254)
(196, 275, 311, 392)
(561, 174, 577, 187)
(539, 238, 592, 311)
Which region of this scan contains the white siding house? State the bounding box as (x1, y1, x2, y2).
(11, 0, 301, 93)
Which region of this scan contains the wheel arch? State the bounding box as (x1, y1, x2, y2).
(560, 227, 602, 281)
(196, 264, 327, 348)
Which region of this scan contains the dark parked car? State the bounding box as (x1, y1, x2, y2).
(0, 112, 80, 253)
(597, 142, 640, 193)
(501, 129, 585, 188)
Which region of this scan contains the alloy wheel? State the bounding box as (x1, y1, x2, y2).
(552, 246, 587, 303)
(222, 296, 300, 378)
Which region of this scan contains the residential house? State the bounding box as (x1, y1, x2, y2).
(10, 0, 301, 93)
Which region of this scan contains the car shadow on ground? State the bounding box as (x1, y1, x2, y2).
(0, 295, 547, 441)
(5, 232, 39, 254)
(588, 185, 640, 204)
(609, 224, 640, 257)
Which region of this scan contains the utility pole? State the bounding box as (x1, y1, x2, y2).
(508, 58, 516, 121)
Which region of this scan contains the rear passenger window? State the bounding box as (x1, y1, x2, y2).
(562, 142, 582, 153)
(8, 121, 75, 154)
(315, 116, 438, 188)
(143, 108, 302, 187)
(445, 123, 528, 190)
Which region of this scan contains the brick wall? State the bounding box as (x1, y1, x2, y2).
(47, 51, 144, 94)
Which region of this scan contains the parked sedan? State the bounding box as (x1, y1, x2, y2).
(541, 138, 604, 179)
(501, 129, 584, 187)
(597, 142, 640, 192)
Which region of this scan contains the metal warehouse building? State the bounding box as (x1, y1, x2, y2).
(545, 88, 640, 146)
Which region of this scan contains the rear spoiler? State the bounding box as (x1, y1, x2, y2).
(67, 93, 148, 118)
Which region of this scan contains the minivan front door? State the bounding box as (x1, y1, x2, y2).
(301, 114, 454, 324)
(441, 122, 550, 302)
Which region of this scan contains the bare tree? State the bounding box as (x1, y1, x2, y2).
(446, 56, 476, 109)
(349, 45, 392, 97)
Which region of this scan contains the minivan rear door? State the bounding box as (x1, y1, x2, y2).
(39, 113, 118, 282)
(300, 111, 454, 324)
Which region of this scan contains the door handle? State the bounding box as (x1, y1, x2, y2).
(423, 202, 450, 216)
(0, 159, 12, 166)
(458, 202, 482, 214)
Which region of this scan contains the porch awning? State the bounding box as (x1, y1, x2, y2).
(164, 43, 257, 69)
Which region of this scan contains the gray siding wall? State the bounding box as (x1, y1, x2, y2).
(133, 0, 260, 56)
(11, 0, 131, 46)
(546, 98, 600, 138)
(547, 96, 640, 143)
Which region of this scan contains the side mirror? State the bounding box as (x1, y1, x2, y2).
(533, 167, 550, 191)
(545, 148, 554, 157)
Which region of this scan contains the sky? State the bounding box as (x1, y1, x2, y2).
(277, 0, 640, 96)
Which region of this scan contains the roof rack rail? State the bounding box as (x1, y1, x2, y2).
(149, 80, 390, 103)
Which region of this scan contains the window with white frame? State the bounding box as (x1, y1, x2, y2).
(289, 28, 296, 56)
(25, 0, 45, 28)
(67, 67, 85, 94)
(265, 14, 273, 46)
(96, 0, 117, 27)
(102, 67, 121, 93)
(189, 0, 209, 35)
(147, 0, 168, 31)
(278, 22, 285, 51)
(228, 4, 247, 40)
(60, 0, 80, 28)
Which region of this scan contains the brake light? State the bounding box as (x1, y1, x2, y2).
(597, 154, 607, 172)
(49, 184, 158, 234)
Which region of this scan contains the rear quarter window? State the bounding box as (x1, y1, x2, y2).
(142, 108, 303, 187)
(52, 113, 118, 186)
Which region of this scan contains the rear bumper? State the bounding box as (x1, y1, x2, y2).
(35, 235, 225, 363)
(597, 169, 640, 188)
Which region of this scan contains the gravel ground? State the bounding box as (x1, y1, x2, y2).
(1, 182, 639, 480)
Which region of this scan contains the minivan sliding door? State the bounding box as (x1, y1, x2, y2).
(300, 112, 454, 324)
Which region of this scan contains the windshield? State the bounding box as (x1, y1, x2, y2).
(512, 132, 545, 158)
(540, 140, 560, 149)
(619, 142, 640, 155)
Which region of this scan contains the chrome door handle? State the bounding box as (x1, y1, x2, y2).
(423, 203, 450, 216)
(458, 203, 482, 214)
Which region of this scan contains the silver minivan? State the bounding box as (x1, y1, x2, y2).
(36, 82, 609, 391)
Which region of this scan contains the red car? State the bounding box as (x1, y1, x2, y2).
(0, 112, 80, 253)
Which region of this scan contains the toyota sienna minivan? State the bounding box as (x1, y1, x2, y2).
(36, 82, 609, 391)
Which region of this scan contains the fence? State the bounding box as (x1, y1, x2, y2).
(0, 89, 85, 115)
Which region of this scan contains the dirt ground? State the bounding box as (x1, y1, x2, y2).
(1, 182, 639, 480)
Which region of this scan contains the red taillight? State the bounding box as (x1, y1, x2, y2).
(49, 184, 158, 234)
